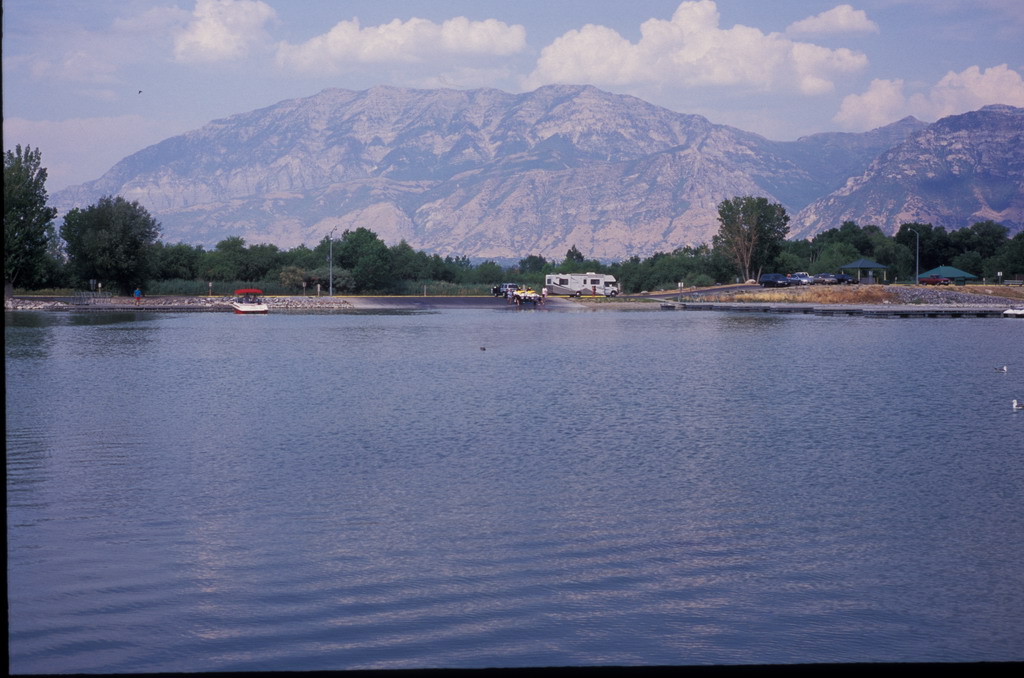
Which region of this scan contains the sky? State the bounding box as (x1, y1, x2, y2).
(4, 0, 1024, 192)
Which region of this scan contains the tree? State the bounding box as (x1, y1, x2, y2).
(281, 243, 321, 270)
(870, 238, 914, 280)
(774, 250, 805, 276)
(152, 241, 204, 280)
(389, 240, 429, 281)
(243, 243, 282, 281)
(563, 245, 585, 265)
(988, 231, 1024, 279)
(952, 251, 984, 277)
(712, 196, 789, 281)
(518, 254, 548, 273)
(949, 220, 1008, 260)
(895, 223, 953, 272)
(279, 265, 305, 290)
(472, 260, 504, 284)
(4, 145, 58, 295)
(813, 242, 861, 274)
(778, 238, 813, 272)
(201, 236, 247, 281)
(61, 196, 161, 295)
(336, 227, 391, 292)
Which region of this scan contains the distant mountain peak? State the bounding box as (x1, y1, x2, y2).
(791, 105, 1023, 238)
(51, 86, 1020, 257)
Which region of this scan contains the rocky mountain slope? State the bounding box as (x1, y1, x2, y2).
(791, 105, 1024, 238)
(52, 85, 1019, 260)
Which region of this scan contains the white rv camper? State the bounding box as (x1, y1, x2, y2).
(544, 272, 620, 297)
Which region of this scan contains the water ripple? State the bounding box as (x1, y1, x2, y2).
(7, 311, 1023, 672)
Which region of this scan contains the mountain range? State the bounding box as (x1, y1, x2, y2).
(51, 85, 1023, 260)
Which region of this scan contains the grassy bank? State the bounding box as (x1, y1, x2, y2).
(708, 286, 896, 304)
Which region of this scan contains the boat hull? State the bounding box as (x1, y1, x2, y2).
(232, 303, 268, 314)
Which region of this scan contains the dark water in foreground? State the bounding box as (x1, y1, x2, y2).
(6, 308, 1023, 672)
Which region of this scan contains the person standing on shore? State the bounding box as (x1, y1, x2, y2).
(134, 287, 142, 305)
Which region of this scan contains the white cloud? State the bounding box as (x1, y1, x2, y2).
(523, 0, 868, 96)
(275, 16, 526, 74)
(832, 78, 909, 129)
(174, 0, 277, 63)
(921, 64, 1024, 115)
(835, 64, 1024, 129)
(786, 5, 880, 35)
(438, 17, 525, 55)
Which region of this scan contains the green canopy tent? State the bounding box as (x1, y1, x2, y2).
(918, 265, 977, 285)
(839, 257, 888, 283)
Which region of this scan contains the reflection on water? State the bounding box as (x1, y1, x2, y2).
(6, 309, 1024, 672)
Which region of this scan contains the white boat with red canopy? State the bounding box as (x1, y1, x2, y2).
(232, 288, 268, 314)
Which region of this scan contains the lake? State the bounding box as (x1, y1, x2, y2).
(6, 307, 1023, 672)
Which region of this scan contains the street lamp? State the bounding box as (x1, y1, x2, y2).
(328, 226, 338, 297)
(909, 228, 920, 284)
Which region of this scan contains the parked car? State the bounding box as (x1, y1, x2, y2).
(494, 282, 520, 297)
(789, 272, 813, 286)
(812, 273, 837, 285)
(758, 273, 790, 288)
(918, 275, 951, 285)
(833, 274, 858, 284)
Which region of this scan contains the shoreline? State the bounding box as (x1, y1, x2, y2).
(3, 294, 572, 312)
(6, 286, 1024, 315)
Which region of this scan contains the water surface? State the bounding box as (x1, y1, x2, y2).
(6, 309, 1023, 672)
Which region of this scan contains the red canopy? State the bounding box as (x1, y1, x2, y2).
(234, 288, 263, 295)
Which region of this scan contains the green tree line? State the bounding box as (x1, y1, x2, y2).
(6, 146, 1023, 296)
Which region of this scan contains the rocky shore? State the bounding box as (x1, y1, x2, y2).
(4, 295, 355, 311)
(6, 285, 1023, 312)
(884, 285, 1021, 306)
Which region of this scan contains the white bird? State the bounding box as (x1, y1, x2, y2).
(1014, 399, 1024, 411)
(996, 365, 1008, 372)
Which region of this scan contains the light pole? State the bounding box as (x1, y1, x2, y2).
(909, 228, 920, 284)
(328, 226, 337, 297)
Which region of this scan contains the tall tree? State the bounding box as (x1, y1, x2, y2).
(518, 254, 549, 273)
(472, 260, 504, 284)
(4, 145, 58, 296)
(61, 196, 161, 295)
(712, 196, 790, 281)
(202, 236, 247, 281)
(563, 245, 585, 265)
(389, 240, 428, 281)
(988, 231, 1024, 279)
(243, 243, 282, 281)
(337, 227, 391, 292)
(895, 223, 953, 271)
(949, 220, 1009, 260)
(152, 241, 204, 280)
